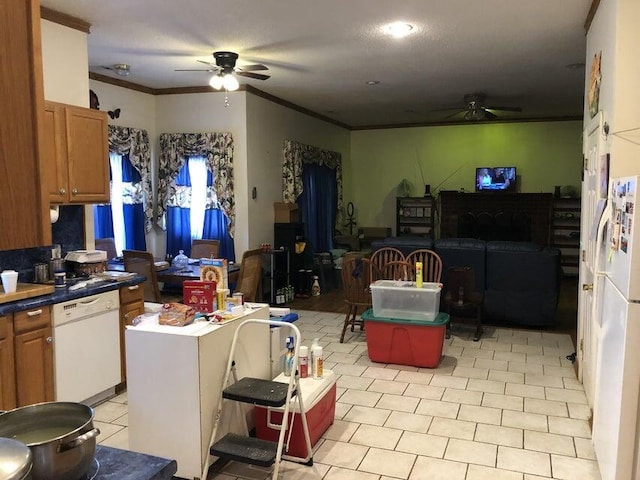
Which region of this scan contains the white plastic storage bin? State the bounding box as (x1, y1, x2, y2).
(370, 280, 442, 321)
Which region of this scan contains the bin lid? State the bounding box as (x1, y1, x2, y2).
(362, 308, 449, 326)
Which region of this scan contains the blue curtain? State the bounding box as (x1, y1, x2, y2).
(166, 158, 235, 261)
(94, 154, 146, 250)
(297, 163, 337, 252)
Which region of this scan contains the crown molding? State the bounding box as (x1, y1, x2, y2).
(584, 0, 601, 33)
(89, 72, 155, 94)
(40, 6, 91, 33)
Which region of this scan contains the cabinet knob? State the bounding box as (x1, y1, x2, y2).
(72, 188, 78, 195)
(59, 188, 66, 195)
(582, 283, 593, 291)
(46, 336, 53, 344)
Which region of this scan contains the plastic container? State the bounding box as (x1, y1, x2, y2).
(362, 309, 449, 368)
(255, 370, 336, 458)
(370, 280, 442, 321)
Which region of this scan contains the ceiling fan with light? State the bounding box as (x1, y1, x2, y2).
(175, 51, 270, 91)
(435, 93, 522, 121)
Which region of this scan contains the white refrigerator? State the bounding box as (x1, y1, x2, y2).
(592, 175, 640, 480)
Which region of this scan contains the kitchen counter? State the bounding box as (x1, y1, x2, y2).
(0, 275, 145, 315)
(94, 445, 177, 479)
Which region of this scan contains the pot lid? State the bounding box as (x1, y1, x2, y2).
(0, 438, 32, 480)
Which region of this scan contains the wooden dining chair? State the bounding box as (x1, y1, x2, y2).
(234, 248, 263, 302)
(341, 257, 378, 343)
(191, 239, 220, 259)
(379, 260, 415, 281)
(406, 249, 443, 282)
(123, 250, 162, 303)
(96, 237, 118, 260)
(370, 247, 405, 281)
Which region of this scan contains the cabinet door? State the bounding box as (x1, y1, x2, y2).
(43, 102, 68, 203)
(0, 0, 50, 249)
(0, 315, 16, 410)
(14, 326, 54, 406)
(65, 106, 110, 203)
(119, 284, 145, 382)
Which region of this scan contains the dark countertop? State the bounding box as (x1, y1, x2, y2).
(94, 445, 177, 479)
(0, 275, 145, 315)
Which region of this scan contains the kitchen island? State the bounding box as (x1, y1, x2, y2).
(126, 303, 270, 480)
(94, 445, 177, 479)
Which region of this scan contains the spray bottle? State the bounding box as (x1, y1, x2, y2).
(283, 336, 295, 376)
(415, 261, 423, 288)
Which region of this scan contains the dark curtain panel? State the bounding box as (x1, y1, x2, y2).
(166, 164, 193, 257)
(94, 205, 114, 239)
(297, 163, 337, 252)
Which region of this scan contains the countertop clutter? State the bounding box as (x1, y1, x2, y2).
(0, 275, 145, 315)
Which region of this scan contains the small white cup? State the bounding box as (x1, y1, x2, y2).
(1, 270, 19, 294)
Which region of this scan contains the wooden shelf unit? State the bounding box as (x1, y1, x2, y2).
(551, 197, 581, 276)
(396, 196, 435, 237)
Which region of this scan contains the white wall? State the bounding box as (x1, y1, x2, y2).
(40, 20, 88, 106)
(245, 94, 351, 249)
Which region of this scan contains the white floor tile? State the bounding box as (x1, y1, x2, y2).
(95, 421, 125, 442)
(550, 454, 602, 480)
(525, 354, 561, 367)
(367, 378, 408, 395)
(428, 417, 476, 440)
(409, 456, 467, 480)
(452, 366, 490, 380)
(395, 370, 433, 385)
(322, 466, 378, 480)
(475, 423, 523, 448)
(325, 352, 360, 365)
(385, 410, 433, 433)
(512, 344, 544, 355)
(508, 362, 544, 375)
(574, 437, 597, 460)
(334, 402, 352, 420)
(467, 378, 506, 394)
(337, 374, 374, 390)
(313, 439, 369, 469)
(458, 404, 502, 425)
(544, 387, 587, 404)
(524, 397, 568, 417)
(489, 370, 524, 384)
(376, 393, 420, 413)
(547, 416, 592, 438)
(361, 366, 399, 380)
(93, 401, 128, 423)
(404, 383, 445, 400)
(332, 363, 368, 377)
(505, 383, 546, 399)
(395, 431, 448, 458)
(523, 430, 575, 456)
(359, 447, 416, 479)
(475, 358, 510, 372)
(350, 423, 402, 449)
(501, 410, 548, 432)
(442, 387, 483, 405)
(99, 426, 129, 450)
(343, 405, 391, 426)
(430, 374, 469, 389)
(482, 392, 524, 411)
(524, 374, 564, 388)
(497, 445, 551, 477)
(323, 419, 359, 442)
(466, 464, 524, 480)
(567, 403, 592, 420)
(444, 438, 497, 467)
(339, 389, 381, 407)
(415, 398, 460, 419)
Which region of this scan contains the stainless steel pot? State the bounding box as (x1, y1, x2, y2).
(0, 402, 100, 480)
(0, 438, 32, 480)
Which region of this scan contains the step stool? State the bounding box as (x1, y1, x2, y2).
(202, 319, 312, 480)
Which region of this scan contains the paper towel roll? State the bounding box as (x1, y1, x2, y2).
(50, 205, 59, 223)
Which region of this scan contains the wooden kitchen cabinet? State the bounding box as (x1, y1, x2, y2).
(0, 315, 17, 410)
(118, 283, 145, 383)
(0, 0, 51, 249)
(13, 306, 54, 407)
(43, 100, 110, 204)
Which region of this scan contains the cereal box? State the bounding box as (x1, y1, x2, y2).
(200, 258, 228, 289)
(183, 280, 217, 312)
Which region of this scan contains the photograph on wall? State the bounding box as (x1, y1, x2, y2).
(588, 51, 602, 118)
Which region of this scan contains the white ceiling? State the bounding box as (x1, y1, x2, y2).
(40, 0, 591, 129)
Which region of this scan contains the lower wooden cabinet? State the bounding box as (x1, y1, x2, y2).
(0, 306, 54, 410)
(119, 284, 145, 383)
(0, 315, 17, 410)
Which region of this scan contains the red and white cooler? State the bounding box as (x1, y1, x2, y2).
(255, 370, 336, 458)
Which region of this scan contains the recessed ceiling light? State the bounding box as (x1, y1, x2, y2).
(366, 80, 380, 85)
(384, 22, 414, 38)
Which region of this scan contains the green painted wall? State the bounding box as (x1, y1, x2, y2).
(345, 120, 582, 234)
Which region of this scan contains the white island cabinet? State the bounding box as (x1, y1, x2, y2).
(125, 304, 270, 480)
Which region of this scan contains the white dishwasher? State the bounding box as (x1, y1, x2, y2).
(52, 289, 121, 404)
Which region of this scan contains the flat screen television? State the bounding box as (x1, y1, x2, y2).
(475, 167, 517, 191)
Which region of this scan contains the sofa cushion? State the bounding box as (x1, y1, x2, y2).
(435, 238, 487, 293)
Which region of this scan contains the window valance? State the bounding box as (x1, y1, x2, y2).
(158, 132, 235, 235)
(282, 139, 343, 225)
(108, 126, 153, 232)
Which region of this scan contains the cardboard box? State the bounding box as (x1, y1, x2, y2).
(255, 370, 336, 458)
(362, 309, 449, 368)
(274, 202, 300, 223)
(200, 258, 228, 289)
(183, 280, 217, 312)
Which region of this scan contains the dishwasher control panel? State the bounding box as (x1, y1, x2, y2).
(52, 290, 119, 327)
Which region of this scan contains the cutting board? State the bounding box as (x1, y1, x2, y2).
(0, 283, 55, 304)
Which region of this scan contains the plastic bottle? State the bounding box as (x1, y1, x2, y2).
(415, 261, 423, 288)
(310, 338, 319, 376)
(298, 345, 309, 378)
(312, 344, 323, 379)
(311, 275, 321, 296)
(283, 336, 295, 376)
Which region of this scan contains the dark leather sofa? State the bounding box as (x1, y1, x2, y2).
(373, 237, 561, 326)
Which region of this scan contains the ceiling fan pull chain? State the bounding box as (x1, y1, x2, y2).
(224, 91, 230, 108)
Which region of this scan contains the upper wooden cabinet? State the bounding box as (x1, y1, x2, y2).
(43, 101, 110, 204)
(0, 0, 51, 249)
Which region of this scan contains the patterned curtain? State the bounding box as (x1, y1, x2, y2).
(107, 126, 153, 232)
(282, 139, 343, 226)
(158, 132, 235, 236)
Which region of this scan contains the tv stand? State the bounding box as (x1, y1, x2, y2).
(438, 192, 553, 245)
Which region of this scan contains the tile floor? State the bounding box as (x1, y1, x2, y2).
(94, 310, 602, 480)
